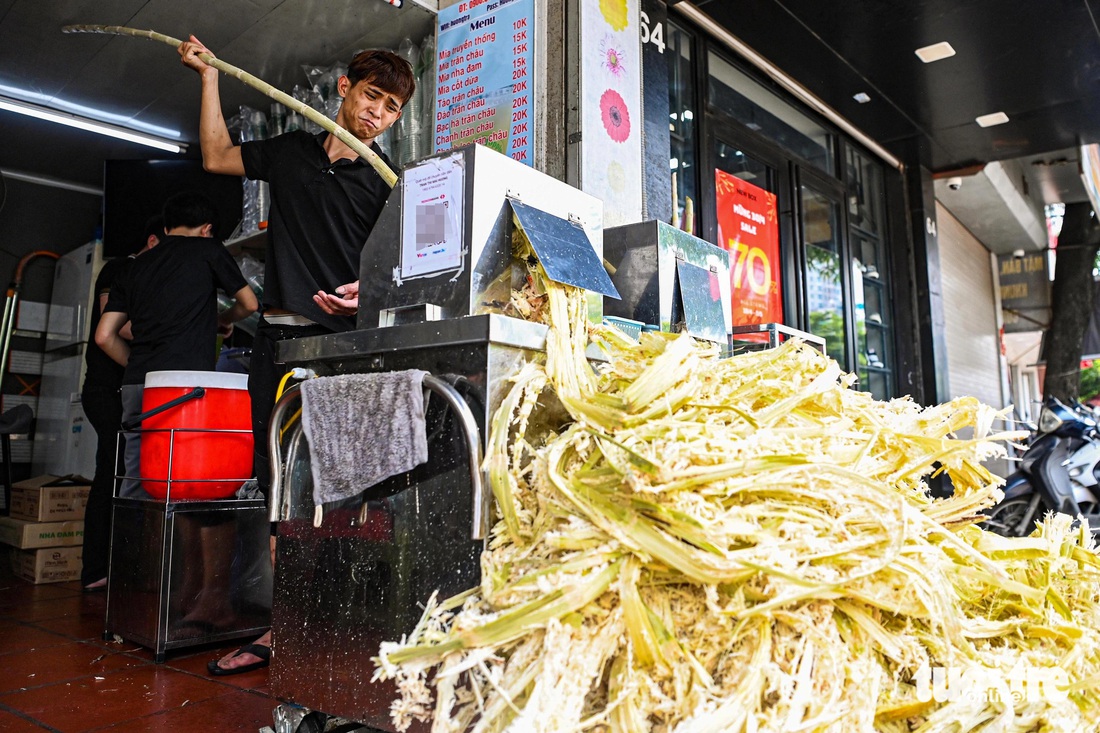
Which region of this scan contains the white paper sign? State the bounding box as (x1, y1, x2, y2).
(400, 153, 466, 280)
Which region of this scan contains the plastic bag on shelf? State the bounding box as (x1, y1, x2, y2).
(303, 62, 347, 121)
(291, 84, 324, 133)
(231, 106, 266, 234)
(216, 293, 259, 337)
(236, 252, 265, 301)
(419, 31, 437, 135)
(393, 37, 426, 165)
(269, 102, 287, 138)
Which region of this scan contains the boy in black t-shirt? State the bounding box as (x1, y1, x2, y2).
(96, 192, 258, 499)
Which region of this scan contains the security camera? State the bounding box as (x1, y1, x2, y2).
(1012, 248, 1026, 259)
(947, 176, 963, 191)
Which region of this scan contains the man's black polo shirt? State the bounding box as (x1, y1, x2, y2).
(242, 130, 395, 333)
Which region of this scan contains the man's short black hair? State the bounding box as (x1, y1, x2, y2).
(143, 214, 165, 243)
(162, 191, 218, 233)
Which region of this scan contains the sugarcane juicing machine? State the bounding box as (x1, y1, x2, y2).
(603, 219, 733, 345)
(268, 144, 618, 730)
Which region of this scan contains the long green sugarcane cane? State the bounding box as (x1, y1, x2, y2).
(61, 24, 398, 188)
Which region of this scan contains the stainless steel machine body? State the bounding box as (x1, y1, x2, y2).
(104, 496, 273, 663)
(358, 143, 610, 329)
(603, 220, 732, 343)
(270, 316, 554, 731)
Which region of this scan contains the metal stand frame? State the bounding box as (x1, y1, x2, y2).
(731, 322, 827, 353)
(103, 427, 271, 663)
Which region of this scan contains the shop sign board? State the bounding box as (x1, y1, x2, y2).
(715, 169, 783, 326)
(435, 0, 535, 166)
(997, 252, 1051, 333)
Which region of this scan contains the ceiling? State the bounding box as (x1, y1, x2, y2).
(0, 0, 1097, 215)
(0, 0, 436, 190)
(686, 0, 1100, 206)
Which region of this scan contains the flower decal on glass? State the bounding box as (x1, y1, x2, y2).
(599, 0, 629, 31)
(600, 89, 631, 143)
(599, 35, 626, 77)
(607, 160, 626, 192)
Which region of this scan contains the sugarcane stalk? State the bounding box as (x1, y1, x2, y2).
(61, 24, 398, 187)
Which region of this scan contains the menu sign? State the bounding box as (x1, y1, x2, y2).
(435, 0, 535, 165)
(715, 169, 783, 325)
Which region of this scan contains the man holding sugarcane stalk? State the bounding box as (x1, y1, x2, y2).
(177, 34, 416, 676)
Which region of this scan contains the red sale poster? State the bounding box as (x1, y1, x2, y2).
(715, 169, 783, 326)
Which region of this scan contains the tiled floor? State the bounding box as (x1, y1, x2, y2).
(0, 563, 277, 732)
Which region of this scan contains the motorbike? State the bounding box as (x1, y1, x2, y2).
(983, 398, 1100, 538)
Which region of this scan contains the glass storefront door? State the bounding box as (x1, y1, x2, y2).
(704, 126, 794, 336)
(846, 146, 894, 399)
(672, 22, 899, 397)
(798, 178, 850, 369)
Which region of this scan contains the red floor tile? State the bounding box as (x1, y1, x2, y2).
(0, 558, 285, 731)
(0, 664, 234, 732)
(91, 688, 276, 732)
(0, 580, 79, 610)
(27, 593, 111, 642)
(0, 639, 143, 694)
(0, 622, 75, 655)
(31, 610, 113, 645)
(0, 594, 89, 623)
(54, 580, 88, 594)
(0, 708, 52, 731)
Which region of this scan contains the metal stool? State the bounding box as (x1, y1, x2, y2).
(0, 403, 33, 515)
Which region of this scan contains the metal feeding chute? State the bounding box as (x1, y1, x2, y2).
(674, 257, 726, 344)
(509, 199, 619, 299)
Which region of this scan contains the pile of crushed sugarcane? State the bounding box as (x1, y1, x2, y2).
(374, 248, 1100, 731)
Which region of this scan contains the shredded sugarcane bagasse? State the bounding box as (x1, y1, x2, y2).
(374, 249, 1100, 732)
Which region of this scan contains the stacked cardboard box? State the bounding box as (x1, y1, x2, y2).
(1, 475, 89, 583)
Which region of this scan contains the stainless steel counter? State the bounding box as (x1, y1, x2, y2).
(270, 313, 549, 731)
(279, 312, 552, 366)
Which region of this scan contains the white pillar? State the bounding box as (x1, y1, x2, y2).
(570, 0, 644, 226)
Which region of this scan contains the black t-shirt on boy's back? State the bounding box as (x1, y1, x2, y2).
(105, 235, 247, 385)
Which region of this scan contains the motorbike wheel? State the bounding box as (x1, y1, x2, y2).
(983, 496, 1035, 537)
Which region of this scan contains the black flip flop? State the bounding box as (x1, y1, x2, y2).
(207, 643, 270, 676)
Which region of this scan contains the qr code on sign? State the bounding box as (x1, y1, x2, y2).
(415, 202, 448, 250)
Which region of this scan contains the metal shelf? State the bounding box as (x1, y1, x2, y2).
(224, 229, 267, 257)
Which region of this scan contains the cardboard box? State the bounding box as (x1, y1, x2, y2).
(11, 546, 82, 584)
(10, 475, 91, 522)
(0, 516, 84, 549)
